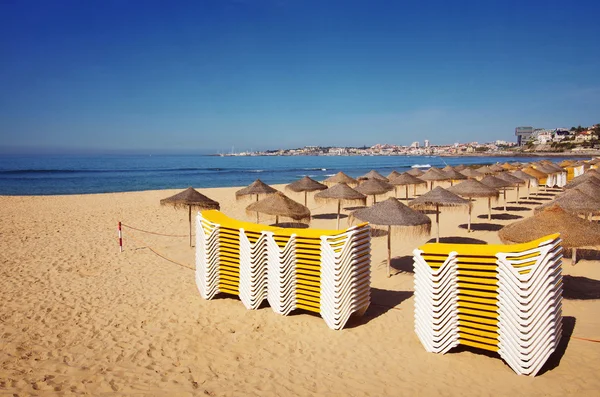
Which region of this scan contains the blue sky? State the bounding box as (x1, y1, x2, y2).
(1, 0, 599, 154)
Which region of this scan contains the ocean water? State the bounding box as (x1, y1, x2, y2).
(0, 154, 582, 195)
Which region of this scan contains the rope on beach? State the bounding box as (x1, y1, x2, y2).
(571, 336, 600, 343)
(121, 222, 191, 238)
(121, 232, 195, 271)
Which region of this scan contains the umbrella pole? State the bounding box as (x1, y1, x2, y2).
(337, 200, 341, 230)
(373, 195, 376, 205)
(387, 225, 391, 278)
(405, 185, 409, 201)
(430, 181, 433, 191)
(527, 180, 531, 197)
(394, 187, 397, 198)
(436, 204, 440, 243)
(572, 248, 577, 265)
(304, 191, 308, 207)
(188, 206, 192, 247)
(276, 215, 279, 225)
(468, 201, 472, 233)
(413, 184, 417, 197)
(503, 188, 507, 211)
(488, 197, 491, 221)
(516, 185, 520, 204)
(450, 179, 454, 186)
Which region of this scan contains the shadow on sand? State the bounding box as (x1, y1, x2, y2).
(312, 213, 348, 220)
(495, 205, 532, 212)
(272, 222, 309, 228)
(537, 316, 576, 375)
(516, 200, 545, 205)
(563, 275, 600, 300)
(458, 223, 504, 231)
(370, 228, 389, 238)
(344, 206, 366, 211)
(477, 213, 523, 221)
(345, 288, 413, 328)
(390, 255, 415, 274)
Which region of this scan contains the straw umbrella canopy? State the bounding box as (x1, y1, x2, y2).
(246, 192, 311, 225)
(419, 167, 450, 191)
(388, 172, 427, 200)
(560, 160, 576, 168)
(447, 179, 499, 227)
(409, 186, 470, 242)
(534, 188, 600, 216)
(235, 179, 278, 222)
(355, 178, 394, 205)
(477, 165, 496, 175)
(236, 179, 277, 201)
(387, 170, 402, 180)
(350, 198, 431, 277)
(501, 162, 518, 170)
(406, 168, 425, 177)
(571, 181, 600, 200)
(499, 205, 600, 264)
(160, 187, 220, 246)
(511, 170, 538, 196)
(489, 164, 505, 173)
(442, 165, 455, 172)
(460, 167, 483, 180)
(323, 171, 358, 187)
(314, 183, 367, 229)
(358, 169, 388, 181)
(286, 176, 327, 206)
(480, 175, 513, 211)
(443, 168, 467, 186)
(564, 172, 600, 189)
(454, 164, 467, 172)
(495, 172, 527, 204)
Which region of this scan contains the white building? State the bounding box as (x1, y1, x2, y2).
(424, 139, 430, 148)
(411, 141, 420, 148)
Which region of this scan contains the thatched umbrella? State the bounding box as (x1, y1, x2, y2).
(496, 172, 527, 204)
(358, 170, 388, 181)
(481, 175, 514, 211)
(489, 164, 505, 173)
(499, 205, 600, 264)
(409, 186, 469, 242)
(443, 168, 467, 186)
(350, 198, 431, 277)
(560, 160, 576, 168)
(161, 187, 220, 246)
(286, 176, 327, 206)
(564, 172, 600, 189)
(406, 168, 425, 177)
(236, 179, 277, 201)
(246, 192, 310, 225)
(460, 168, 483, 180)
(314, 183, 367, 229)
(570, 180, 600, 200)
(454, 164, 467, 172)
(522, 166, 548, 181)
(447, 179, 499, 227)
(501, 162, 518, 171)
(477, 165, 496, 175)
(534, 188, 600, 217)
(512, 170, 538, 197)
(236, 179, 278, 222)
(355, 178, 394, 205)
(387, 170, 402, 180)
(419, 167, 450, 191)
(323, 171, 358, 187)
(388, 172, 427, 200)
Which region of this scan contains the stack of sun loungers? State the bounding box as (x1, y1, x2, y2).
(413, 234, 563, 376)
(196, 210, 371, 330)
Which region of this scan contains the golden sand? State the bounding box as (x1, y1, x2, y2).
(1, 183, 599, 396)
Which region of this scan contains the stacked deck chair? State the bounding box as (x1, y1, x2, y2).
(413, 234, 563, 376)
(196, 210, 371, 330)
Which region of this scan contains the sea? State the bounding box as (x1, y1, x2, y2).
(0, 154, 585, 196)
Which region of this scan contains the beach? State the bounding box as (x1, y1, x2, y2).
(1, 184, 600, 396)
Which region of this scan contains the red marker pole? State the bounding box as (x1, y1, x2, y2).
(118, 222, 123, 252)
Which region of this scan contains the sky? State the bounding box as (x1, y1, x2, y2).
(1, 0, 599, 154)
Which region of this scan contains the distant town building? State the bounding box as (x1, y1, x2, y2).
(424, 139, 430, 148)
(515, 126, 535, 146)
(411, 141, 420, 148)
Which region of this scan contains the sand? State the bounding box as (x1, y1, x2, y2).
(1, 183, 600, 396)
